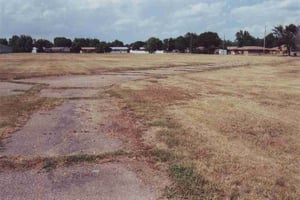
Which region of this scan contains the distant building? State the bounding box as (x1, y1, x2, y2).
(32, 47, 38, 53)
(0, 44, 12, 54)
(130, 50, 148, 54)
(217, 49, 227, 55)
(111, 47, 129, 53)
(80, 47, 97, 53)
(44, 47, 70, 53)
(227, 46, 270, 55)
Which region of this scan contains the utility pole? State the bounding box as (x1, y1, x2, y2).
(263, 25, 266, 54)
(223, 34, 225, 50)
(190, 34, 193, 53)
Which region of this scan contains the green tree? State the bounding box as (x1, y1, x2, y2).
(235, 30, 256, 47)
(184, 32, 200, 52)
(97, 42, 111, 53)
(110, 39, 124, 47)
(89, 39, 100, 47)
(71, 38, 89, 53)
(130, 41, 146, 50)
(35, 39, 53, 52)
(265, 33, 277, 48)
(54, 37, 72, 47)
(174, 36, 187, 52)
(273, 24, 298, 55)
(224, 40, 237, 48)
(199, 32, 221, 53)
(146, 37, 163, 53)
(0, 38, 8, 46)
(71, 38, 100, 53)
(163, 38, 175, 52)
(9, 35, 33, 52)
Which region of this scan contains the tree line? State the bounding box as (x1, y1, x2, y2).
(0, 24, 299, 55)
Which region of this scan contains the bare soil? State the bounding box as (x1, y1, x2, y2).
(0, 100, 122, 157)
(0, 162, 162, 200)
(0, 82, 32, 96)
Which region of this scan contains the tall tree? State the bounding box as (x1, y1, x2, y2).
(199, 32, 221, 53)
(235, 30, 256, 47)
(89, 39, 100, 47)
(110, 39, 124, 47)
(71, 38, 89, 53)
(163, 38, 175, 52)
(184, 32, 200, 52)
(9, 35, 33, 52)
(97, 42, 111, 53)
(54, 37, 72, 47)
(273, 24, 298, 55)
(265, 33, 277, 48)
(0, 38, 8, 46)
(174, 36, 187, 52)
(130, 41, 146, 50)
(71, 38, 100, 52)
(35, 39, 53, 52)
(296, 26, 300, 51)
(146, 37, 163, 53)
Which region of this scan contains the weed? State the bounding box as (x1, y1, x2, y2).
(150, 149, 177, 163)
(42, 160, 57, 172)
(166, 164, 219, 199)
(165, 138, 180, 148)
(64, 154, 97, 164)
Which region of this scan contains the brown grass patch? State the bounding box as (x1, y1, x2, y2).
(129, 86, 191, 104)
(109, 58, 300, 199)
(0, 53, 289, 80)
(0, 85, 62, 140)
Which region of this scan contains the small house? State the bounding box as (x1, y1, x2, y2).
(81, 47, 97, 53)
(227, 46, 269, 55)
(0, 44, 12, 54)
(44, 47, 70, 53)
(111, 47, 129, 53)
(32, 47, 38, 53)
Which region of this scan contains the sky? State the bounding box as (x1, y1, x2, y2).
(0, 0, 299, 43)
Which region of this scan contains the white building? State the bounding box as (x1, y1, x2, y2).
(0, 44, 12, 54)
(32, 47, 37, 53)
(111, 47, 129, 53)
(130, 50, 148, 54)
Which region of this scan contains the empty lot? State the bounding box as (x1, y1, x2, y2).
(0, 53, 299, 199)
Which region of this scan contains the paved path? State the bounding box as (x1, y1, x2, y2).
(0, 62, 248, 199)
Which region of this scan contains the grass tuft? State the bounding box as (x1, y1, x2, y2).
(150, 149, 177, 163)
(166, 164, 219, 199)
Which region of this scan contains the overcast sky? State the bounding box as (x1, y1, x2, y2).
(0, 0, 299, 43)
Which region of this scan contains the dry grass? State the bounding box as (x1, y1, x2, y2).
(0, 53, 288, 80)
(109, 57, 300, 199)
(1, 54, 299, 198)
(0, 84, 62, 140)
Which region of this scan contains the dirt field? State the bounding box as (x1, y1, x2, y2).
(0, 53, 299, 199)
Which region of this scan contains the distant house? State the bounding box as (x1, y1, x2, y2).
(111, 47, 129, 53)
(216, 49, 227, 55)
(227, 46, 270, 55)
(130, 50, 148, 54)
(0, 44, 12, 54)
(32, 47, 38, 53)
(81, 47, 97, 53)
(44, 47, 70, 53)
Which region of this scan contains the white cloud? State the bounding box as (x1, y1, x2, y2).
(0, 0, 299, 43)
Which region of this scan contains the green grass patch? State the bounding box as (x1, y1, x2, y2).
(42, 160, 58, 172)
(64, 154, 98, 164)
(150, 149, 177, 163)
(166, 164, 219, 200)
